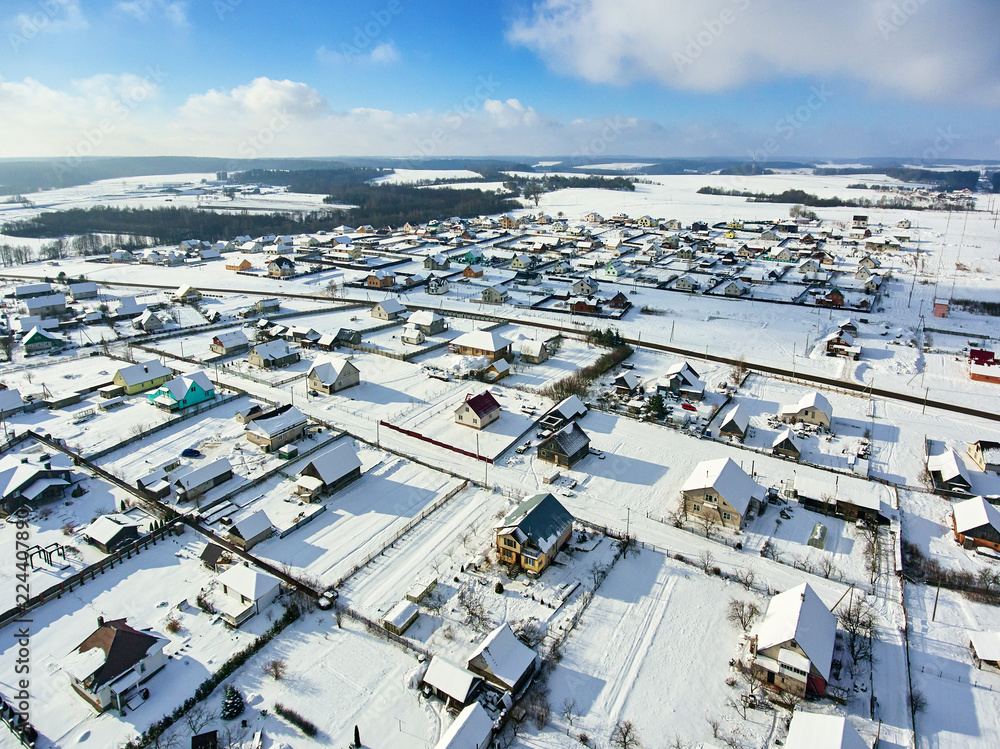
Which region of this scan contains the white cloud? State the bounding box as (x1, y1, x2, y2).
(115, 0, 188, 28)
(317, 40, 400, 65)
(7, 0, 88, 42)
(508, 0, 1000, 105)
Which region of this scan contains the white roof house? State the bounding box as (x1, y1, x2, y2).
(969, 631, 1000, 664)
(230, 510, 272, 542)
(297, 442, 361, 486)
(84, 514, 140, 548)
(423, 657, 481, 706)
(784, 712, 867, 749)
(451, 330, 512, 354)
(308, 357, 357, 387)
(953, 496, 1000, 536)
(217, 564, 280, 603)
(752, 583, 837, 681)
(432, 702, 494, 749)
(681, 458, 764, 517)
(0, 389, 24, 417)
(780, 392, 833, 422)
(551, 395, 587, 421)
(928, 449, 972, 490)
(115, 360, 172, 389)
(466, 623, 536, 691)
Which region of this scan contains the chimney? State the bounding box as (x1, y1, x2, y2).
(97, 616, 105, 628)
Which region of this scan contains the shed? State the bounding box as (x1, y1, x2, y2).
(382, 601, 419, 636)
(422, 657, 481, 709)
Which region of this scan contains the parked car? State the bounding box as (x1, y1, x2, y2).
(181, 448, 202, 458)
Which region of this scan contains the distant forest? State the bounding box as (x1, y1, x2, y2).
(813, 167, 980, 191)
(696, 186, 927, 210)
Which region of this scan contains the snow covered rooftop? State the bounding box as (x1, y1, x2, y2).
(953, 496, 1000, 536)
(246, 406, 307, 439)
(173, 458, 232, 492)
(217, 563, 280, 602)
(298, 442, 361, 486)
(451, 330, 511, 353)
(467, 623, 535, 691)
(784, 712, 867, 749)
(84, 514, 139, 546)
(970, 631, 1000, 663)
(308, 357, 356, 385)
(423, 657, 480, 705)
(231, 510, 272, 540)
(928, 449, 972, 485)
(681, 458, 763, 516)
(432, 702, 494, 749)
(753, 583, 837, 681)
(552, 395, 587, 421)
(498, 493, 574, 555)
(115, 360, 172, 388)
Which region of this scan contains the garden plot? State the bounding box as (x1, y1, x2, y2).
(898, 489, 1000, 577)
(248, 445, 462, 587)
(748, 282, 810, 303)
(0, 352, 121, 396)
(525, 549, 775, 749)
(905, 584, 1000, 749)
(224, 350, 315, 384)
(0, 532, 269, 749)
(498, 336, 605, 392)
(388, 386, 547, 461)
(0, 477, 149, 604)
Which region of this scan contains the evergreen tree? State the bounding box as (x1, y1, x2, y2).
(220, 685, 244, 720)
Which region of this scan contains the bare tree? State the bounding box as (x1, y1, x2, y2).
(561, 697, 578, 726)
(263, 658, 286, 680)
(696, 511, 720, 539)
(734, 564, 756, 591)
(727, 599, 760, 631)
(666, 504, 687, 528)
(818, 556, 840, 580)
(838, 594, 876, 673)
(184, 703, 217, 734)
(589, 561, 611, 590)
(706, 716, 721, 738)
(730, 356, 749, 385)
(759, 539, 781, 562)
(494, 719, 521, 749)
(458, 585, 492, 632)
(858, 524, 881, 585)
(699, 549, 716, 574)
(610, 719, 642, 749)
(219, 724, 248, 749)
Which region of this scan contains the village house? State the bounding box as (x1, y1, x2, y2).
(779, 392, 833, 429)
(791, 473, 889, 525)
(173, 459, 233, 502)
(22, 326, 63, 356)
(173, 285, 201, 304)
(255, 298, 280, 315)
(215, 563, 281, 627)
(133, 310, 164, 332)
(307, 357, 360, 394)
(382, 600, 419, 636)
(401, 324, 425, 345)
(13, 282, 52, 299)
(226, 510, 273, 550)
(372, 298, 407, 320)
(952, 496, 1000, 551)
(423, 254, 451, 271)
(83, 514, 140, 554)
(210, 330, 250, 356)
(572, 277, 599, 296)
(248, 340, 300, 369)
(421, 657, 482, 710)
(481, 285, 509, 305)
(968, 440, 1000, 473)
(147, 371, 215, 411)
(817, 288, 845, 308)
(613, 371, 640, 396)
(23, 293, 68, 318)
(784, 711, 867, 749)
(467, 623, 537, 693)
(681, 457, 764, 530)
(510, 253, 533, 270)
(0, 451, 74, 515)
(927, 449, 973, 495)
(721, 279, 749, 297)
(267, 256, 295, 278)
(656, 362, 705, 400)
(718, 404, 748, 441)
(426, 275, 450, 295)
(0, 389, 24, 418)
(111, 360, 173, 395)
(605, 259, 627, 277)
(517, 339, 549, 364)
(450, 330, 512, 361)
(455, 391, 502, 430)
(537, 422, 591, 468)
(294, 442, 362, 500)
(463, 264, 485, 279)
(64, 617, 167, 712)
(366, 270, 396, 288)
(771, 428, 802, 461)
(822, 329, 861, 359)
(570, 296, 602, 314)
(750, 583, 836, 697)
(496, 492, 574, 575)
(675, 275, 700, 292)
(68, 281, 99, 301)
(245, 405, 308, 452)
(409, 310, 447, 335)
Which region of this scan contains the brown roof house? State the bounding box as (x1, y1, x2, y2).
(496, 492, 573, 576)
(455, 391, 502, 430)
(63, 617, 167, 712)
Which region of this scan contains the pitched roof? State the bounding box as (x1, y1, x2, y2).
(753, 583, 837, 680)
(84, 514, 139, 546)
(953, 496, 1000, 536)
(498, 493, 573, 554)
(375, 298, 406, 314)
(460, 391, 501, 419)
(720, 404, 748, 434)
(308, 357, 357, 385)
(552, 395, 587, 421)
(681, 458, 763, 516)
(251, 340, 297, 361)
(409, 310, 443, 327)
(540, 422, 590, 457)
(213, 330, 249, 348)
(298, 442, 361, 485)
(64, 618, 164, 689)
(174, 458, 232, 492)
(217, 563, 280, 601)
(156, 371, 213, 402)
(787, 391, 833, 420)
(969, 631, 1000, 662)
(230, 510, 272, 540)
(432, 702, 494, 749)
(784, 712, 867, 749)
(423, 657, 480, 704)
(928, 449, 972, 486)
(452, 330, 511, 353)
(246, 406, 307, 439)
(467, 623, 535, 690)
(116, 360, 172, 387)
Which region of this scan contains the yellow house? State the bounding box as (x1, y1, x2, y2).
(496, 493, 573, 575)
(112, 360, 173, 395)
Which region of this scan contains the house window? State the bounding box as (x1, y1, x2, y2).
(504, 538, 516, 548)
(692, 504, 700, 512)
(723, 512, 731, 521)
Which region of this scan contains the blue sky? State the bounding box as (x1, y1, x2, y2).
(2, 0, 998, 160)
